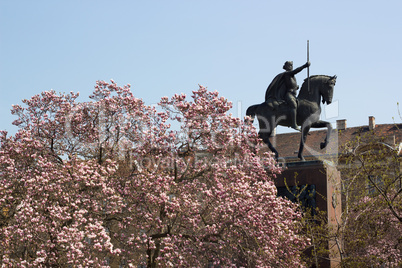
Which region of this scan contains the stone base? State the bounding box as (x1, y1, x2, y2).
(274, 160, 342, 268)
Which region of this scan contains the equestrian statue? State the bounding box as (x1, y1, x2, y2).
(246, 60, 337, 161)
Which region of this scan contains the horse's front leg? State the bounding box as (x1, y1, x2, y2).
(311, 120, 332, 149)
(298, 125, 311, 161)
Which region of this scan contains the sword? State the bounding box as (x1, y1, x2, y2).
(307, 40, 310, 94)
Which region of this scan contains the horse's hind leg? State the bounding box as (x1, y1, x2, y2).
(259, 117, 279, 159)
(260, 131, 279, 160)
(256, 112, 279, 160)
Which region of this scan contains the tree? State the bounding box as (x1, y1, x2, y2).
(1, 81, 309, 267)
(339, 133, 402, 267)
(0, 131, 122, 266)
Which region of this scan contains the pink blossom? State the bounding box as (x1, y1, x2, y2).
(0, 82, 308, 267)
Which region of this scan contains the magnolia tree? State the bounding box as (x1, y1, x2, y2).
(0, 81, 309, 267)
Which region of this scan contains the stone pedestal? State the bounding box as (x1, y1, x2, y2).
(274, 160, 342, 268)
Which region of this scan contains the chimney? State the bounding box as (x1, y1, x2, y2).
(336, 119, 347, 130)
(369, 116, 376, 130)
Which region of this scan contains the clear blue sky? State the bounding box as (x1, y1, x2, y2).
(1, 0, 401, 135)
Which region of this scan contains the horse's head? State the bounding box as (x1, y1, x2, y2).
(320, 75, 337, 104)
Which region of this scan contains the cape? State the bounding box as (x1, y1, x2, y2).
(265, 72, 287, 109)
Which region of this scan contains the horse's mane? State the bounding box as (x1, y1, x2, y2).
(299, 75, 332, 97)
(303, 75, 332, 83)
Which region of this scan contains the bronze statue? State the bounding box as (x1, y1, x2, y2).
(247, 74, 337, 161)
(265, 61, 310, 131)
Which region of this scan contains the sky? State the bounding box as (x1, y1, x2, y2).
(1, 0, 401, 135)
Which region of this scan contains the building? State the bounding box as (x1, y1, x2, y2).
(270, 116, 402, 163)
(270, 116, 402, 267)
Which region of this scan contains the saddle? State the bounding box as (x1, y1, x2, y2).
(266, 98, 298, 111)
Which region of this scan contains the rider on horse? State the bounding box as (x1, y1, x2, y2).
(265, 61, 310, 131)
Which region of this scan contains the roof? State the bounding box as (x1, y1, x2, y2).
(269, 123, 402, 161)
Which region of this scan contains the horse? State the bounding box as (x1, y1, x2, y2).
(246, 75, 337, 161)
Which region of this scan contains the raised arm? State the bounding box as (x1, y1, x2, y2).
(290, 61, 310, 75)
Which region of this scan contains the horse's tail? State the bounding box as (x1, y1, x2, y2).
(246, 104, 259, 122)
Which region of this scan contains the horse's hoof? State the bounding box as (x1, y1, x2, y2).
(320, 142, 327, 149)
(298, 155, 306, 161)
